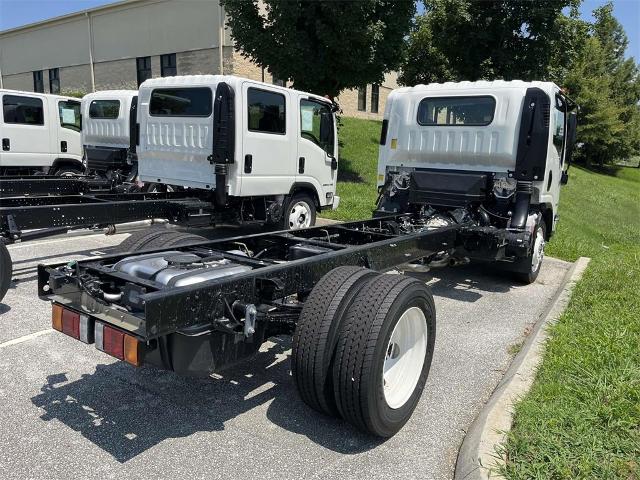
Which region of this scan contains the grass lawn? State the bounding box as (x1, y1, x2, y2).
(328, 117, 640, 478)
(500, 166, 640, 479)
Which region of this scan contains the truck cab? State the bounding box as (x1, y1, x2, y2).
(0, 89, 83, 175)
(377, 80, 577, 237)
(81, 90, 138, 182)
(137, 75, 339, 228)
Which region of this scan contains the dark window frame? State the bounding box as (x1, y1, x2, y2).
(247, 87, 287, 135)
(553, 94, 567, 165)
(149, 87, 213, 118)
(417, 95, 496, 127)
(371, 84, 380, 114)
(136, 56, 152, 87)
(33, 71, 44, 93)
(49, 68, 60, 94)
(160, 53, 177, 77)
(58, 99, 81, 132)
(89, 99, 121, 119)
(299, 98, 335, 156)
(357, 86, 367, 112)
(2, 94, 45, 126)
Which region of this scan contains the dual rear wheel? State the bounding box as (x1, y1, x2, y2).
(292, 266, 436, 437)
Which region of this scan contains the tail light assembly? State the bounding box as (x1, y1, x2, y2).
(52, 303, 144, 367)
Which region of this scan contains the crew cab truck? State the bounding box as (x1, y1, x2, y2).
(137, 75, 339, 225)
(35, 81, 577, 437)
(0, 89, 83, 176)
(82, 90, 139, 185)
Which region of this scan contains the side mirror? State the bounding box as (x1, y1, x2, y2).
(561, 171, 569, 185)
(331, 157, 338, 171)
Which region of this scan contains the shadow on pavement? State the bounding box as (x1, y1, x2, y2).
(405, 263, 514, 303)
(0, 303, 10, 315)
(31, 337, 381, 463)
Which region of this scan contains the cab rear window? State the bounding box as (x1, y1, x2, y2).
(89, 100, 120, 119)
(149, 88, 212, 117)
(417, 96, 495, 126)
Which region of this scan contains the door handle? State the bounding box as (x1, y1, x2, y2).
(244, 154, 252, 174)
(2, 138, 9, 151)
(298, 157, 305, 174)
(60, 140, 67, 153)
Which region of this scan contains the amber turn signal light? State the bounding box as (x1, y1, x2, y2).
(52, 304, 63, 332)
(124, 335, 143, 367)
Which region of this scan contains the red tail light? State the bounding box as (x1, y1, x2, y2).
(95, 322, 143, 366)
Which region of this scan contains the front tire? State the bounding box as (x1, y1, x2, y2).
(283, 193, 316, 230)
(54, 166, 83, 177)
(0, 242, 12, 304)
(511, 222, 546, 284)
(332, 274, 436, 437)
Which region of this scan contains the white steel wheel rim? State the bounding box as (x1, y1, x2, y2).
(383, 306, 428, 409)
(288, 201, 312, 230)
(531, 227, 545, 273)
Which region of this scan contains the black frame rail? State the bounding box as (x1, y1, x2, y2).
(39, 215, 459, 340)
(1, 191, 212, 242)
(0, 175, 116, 197)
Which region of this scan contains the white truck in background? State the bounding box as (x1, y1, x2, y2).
(376, 80, 577, 282)
(81, 90, 139, 184)
(135, 75, 340, 228)
(0, 89, 83, 175)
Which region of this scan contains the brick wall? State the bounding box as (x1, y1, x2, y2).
(94, 58, 138, 90)
(2, 72, 34, 92)
(59, 64, 92, 95)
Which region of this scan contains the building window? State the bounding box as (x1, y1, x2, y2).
(247, 88, 286, 134)
(3, 95, 45, 125)
(89, 100, 121, 119)
(49, 68, 60, 94)
(371, 84, 380, 114)
(357, 86, 366, 112)
(33, 71, 44, 93)
(149, 88, 212, 117)
(161, 53, 177, 77)
(417, 96, 496, 126)
(136, 57, 152, 86)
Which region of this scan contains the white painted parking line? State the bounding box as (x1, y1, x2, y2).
(0, 329, 54, 349)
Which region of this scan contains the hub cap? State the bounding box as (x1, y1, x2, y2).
(288, 201, 312, 230)
(531, 227, 545, 273)
(383, 306, 428, 409)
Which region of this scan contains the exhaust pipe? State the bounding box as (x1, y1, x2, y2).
(510, 181, 532, 230)
(215, 164, 228, 207)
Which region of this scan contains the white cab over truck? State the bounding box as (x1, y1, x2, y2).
(0, 89, 83, 175)
(377, 80, 577, 282)
(81, 90, 139, 183)
(136, 75, 339, 228)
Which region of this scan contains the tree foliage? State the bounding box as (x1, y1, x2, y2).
(399, 0, 579, 85)
(220, 0, 415, 98)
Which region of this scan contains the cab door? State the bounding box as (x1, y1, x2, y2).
(56, 99, 82, 160)
(240, 82, 296, 196)
(297, 97, 337, 206)
(1, 93, 51, 169)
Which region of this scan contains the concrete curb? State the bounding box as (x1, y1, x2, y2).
(454, 256, 591, 480)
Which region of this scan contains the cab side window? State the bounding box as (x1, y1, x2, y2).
(300, 99, 334, 156)
(247, 88, 286, 134)
(59, 100, 81, 132)
(553, 95, 566, 163)
(2, 95, 45, 126)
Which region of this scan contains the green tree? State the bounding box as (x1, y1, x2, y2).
(220, 0, 415, 99)
(399, 0, 580, 85)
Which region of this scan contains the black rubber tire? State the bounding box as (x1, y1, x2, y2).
(282, 193, 316, 230)
(332, 274, 436, 437)
(511, 222, 546, 285)
(114, 227, 206, 253)
(54, 167, 83, 176)
(0, 242, 12, 304)
(292, 266, 379, 417)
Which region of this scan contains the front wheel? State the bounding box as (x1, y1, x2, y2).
(283, 193, 316, 230)
(512, 222, 546, 284)
(54, 166, 83, 177)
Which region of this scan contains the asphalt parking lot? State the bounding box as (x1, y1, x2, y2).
(0, 229, 571, 480)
